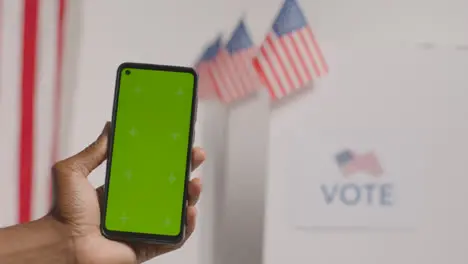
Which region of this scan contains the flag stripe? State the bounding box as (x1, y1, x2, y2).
(205, 64, 224, 100)
(239, 49, 259, 95)
(223, 52, 242, 101)
(0, 0, 70, 226)
(245, 49, 262, 93)
(252, 57, 276, 99)
(195, 63, 215, 99)
(292, 31, 318, 78)
(266, 35, 295, 90)
(227, 51, 246, 98)
(257, 28, 327, 99)
(212, 54, 230, 101)
(49, 0, 65, 204)
(285, 34, 309, 83)
(297, 29, 320, 77)
(222, 20, 261, 103)
(255, 48, 281, 99)
(194, 38, 225, 102)
(280, 36, 305, 86)
(196, 22, 261, 104)
(210, 61, 231, 102)
(33, 0, 57, 219)
(259, 42, 285, 98)
(288, 33, 312, 80)
(241, 51, 255, 94)
(232, 54, 249, 95)
(253, 0, 328, 101)
(19, 0, 39, 223)
(266, 35, 291, 97)
(219, 50, 242, 99)
(217, 56, 237, 102)
(196, 63, 216, 100)
(241, 51, 255, 93)
(265, 37, 289, 97)
(341, 153, 383, 177)
(306, 27, 328, 74)
(272, 35, 301, 90)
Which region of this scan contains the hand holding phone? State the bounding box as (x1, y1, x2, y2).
(101, 63, 198, 244)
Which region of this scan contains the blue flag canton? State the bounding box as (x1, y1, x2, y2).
(226, 21, 254, 54)
(335, 150, 354, 166)
(272, 0, 308, 37)
(199, 36, 223, 62)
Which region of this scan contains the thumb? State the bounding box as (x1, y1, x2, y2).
(58, 122, 110, 177)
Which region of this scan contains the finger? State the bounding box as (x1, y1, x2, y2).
(187, 178, 201, 206)
(185, 206, 197, 238)
(191, 147, 205, 171)
(57, 122, 110, 177)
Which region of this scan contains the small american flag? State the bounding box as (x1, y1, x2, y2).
(253, 0, 328, 101)
(223, 20, 261, 102)
(335, 150, 383, 177)
(194, 37, 224, 101)
(194, 36, 237, 103)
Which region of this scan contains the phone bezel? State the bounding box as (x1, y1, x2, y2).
(100, 62, 198, 244)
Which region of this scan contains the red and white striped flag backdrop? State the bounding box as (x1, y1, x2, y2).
(0, 0, 75, 226)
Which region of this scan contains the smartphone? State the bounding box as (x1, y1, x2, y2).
(101, 62, 198, 244)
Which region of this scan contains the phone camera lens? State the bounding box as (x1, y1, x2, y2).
(125, 70, 131, 75)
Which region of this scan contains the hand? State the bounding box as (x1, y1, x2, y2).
(48, 122, 205, 264)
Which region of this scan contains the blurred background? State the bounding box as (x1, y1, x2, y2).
(1, 0, 468, 263)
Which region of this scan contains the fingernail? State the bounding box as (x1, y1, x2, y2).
(198, 147, 206, 157)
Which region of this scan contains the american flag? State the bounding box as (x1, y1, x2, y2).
(223, 20, 261, 102)
(253, 0, 328, 101)
(195, 21, 260, 104)
(194, 37, 223, 101)
(0, 0, 75, 226)
(335, 150, 384, 177)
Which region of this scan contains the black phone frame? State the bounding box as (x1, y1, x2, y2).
(100, 62, 198, 245)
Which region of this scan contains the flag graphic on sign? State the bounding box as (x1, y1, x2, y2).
(253, 0, 328, 101)
(335, 150, 383, 177)
(0, 0, 73, 226)
(223, 19, 262, 102)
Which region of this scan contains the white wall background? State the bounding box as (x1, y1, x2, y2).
(2, 0, 465, 263)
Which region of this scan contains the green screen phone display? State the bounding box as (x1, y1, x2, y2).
(105, 66, 195, 237)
